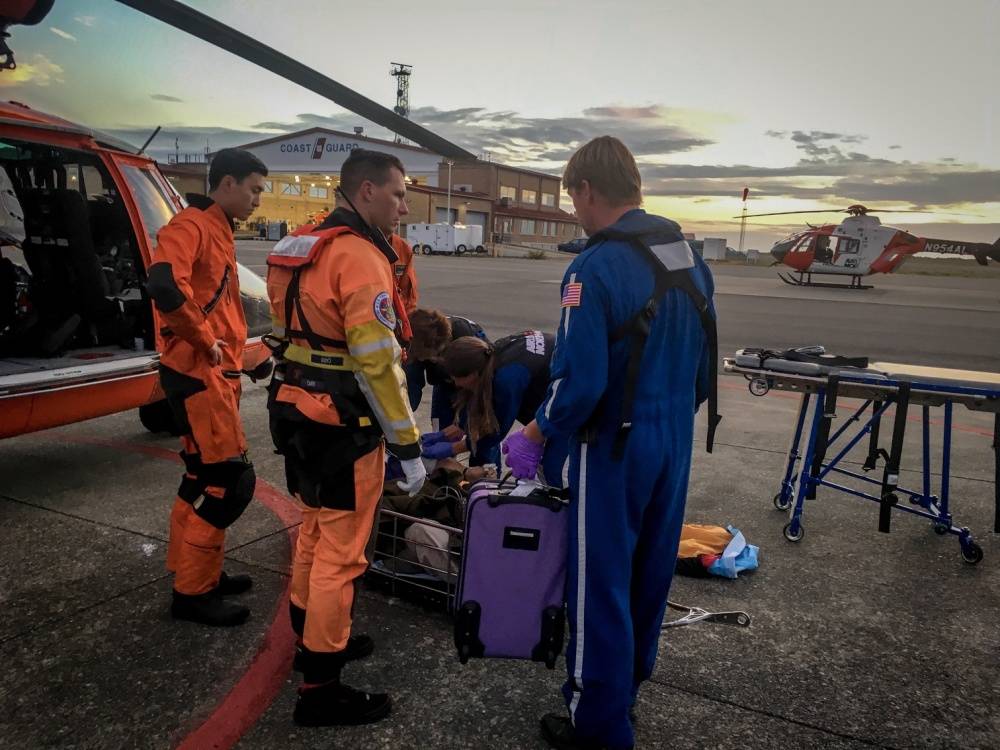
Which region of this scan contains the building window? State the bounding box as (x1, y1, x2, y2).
(521, 189, 536, 205)
(262, 179, 273, 193)
(500, 185, 517, 201)
(541, 192, 555, 207)
(280, 183, 301, 196)
(308, 185, 328, 199)
(521, 219, 535, 235)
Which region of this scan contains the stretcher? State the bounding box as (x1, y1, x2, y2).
(366, 507, 751, 629)
(724, 349, 1000, 564)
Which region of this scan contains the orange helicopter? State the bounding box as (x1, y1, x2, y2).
(0, 0, 472, 440)
(741, 204, 1000, 290)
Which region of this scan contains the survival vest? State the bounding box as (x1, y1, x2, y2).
(265, 224, 380, 431)
(586, 228, 721, 457)
(491, 330, 555, 425)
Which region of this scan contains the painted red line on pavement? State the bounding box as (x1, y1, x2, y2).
(42, 435, 300, 750)
(176, 479, 299, 750)
(719, 380, 995, 438)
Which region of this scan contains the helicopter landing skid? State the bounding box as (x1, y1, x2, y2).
(778, 272, 873, 290)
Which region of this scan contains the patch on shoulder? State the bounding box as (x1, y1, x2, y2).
(561, 281, 583, 307)
(373, 291, 396, 329)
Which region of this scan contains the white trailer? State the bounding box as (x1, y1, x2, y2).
(702, 237, 727, 261)
(404, 222, 485, 255)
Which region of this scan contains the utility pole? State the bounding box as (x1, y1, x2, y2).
(738, 186, 749, 254)
(390, 62, 412, 145)
(446, 159, 454, 225)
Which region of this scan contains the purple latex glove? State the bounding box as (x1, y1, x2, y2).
(422, 440, 455, 460)
(420, 431, 448, 448)
(501, 429, 544, 479)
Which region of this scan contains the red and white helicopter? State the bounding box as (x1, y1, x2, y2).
(743, 204, 1000, 289)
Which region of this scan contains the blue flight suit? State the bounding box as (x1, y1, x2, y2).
(535, 209, 715, 749)
(469, 331, 568, 488)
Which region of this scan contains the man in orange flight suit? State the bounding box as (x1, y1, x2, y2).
(265, 149, 426, 727)
(389, 221, 419, 314)
(146, 148, 268, 627)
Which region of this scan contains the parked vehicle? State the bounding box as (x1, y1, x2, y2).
(406, 222, 485, 255)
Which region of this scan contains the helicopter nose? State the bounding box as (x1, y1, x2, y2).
(771, 247, 788, 264)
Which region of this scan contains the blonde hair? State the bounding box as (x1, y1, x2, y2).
(563, 135, 642, 207)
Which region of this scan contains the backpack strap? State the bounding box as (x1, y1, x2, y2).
(594, 229, 721, 457)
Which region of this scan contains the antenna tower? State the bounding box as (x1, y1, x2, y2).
(390, 62, 412, 144)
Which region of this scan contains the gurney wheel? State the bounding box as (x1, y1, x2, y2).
(961, 542, 983, 565)
(782, 522, 804, 543)
(932, 522, 950, 536)
(773, 493, 791, 511)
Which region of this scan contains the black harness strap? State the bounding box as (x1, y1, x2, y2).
(202, 265, 230, 315)
(282, 267, 348, 352)
(863, 400, 885, 471)
(808, 374, 840, 498)
(597, 230, 720, 458)
(879, 383, 911, 533)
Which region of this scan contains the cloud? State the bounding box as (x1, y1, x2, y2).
(889, 144, 901, 150)
(74, 16, 97, 27)
(247, 104, 715, 170)
(49, 27, 77, 42)
(151, 94, 184, 103)
(0, 54, 64, 87)
(107, 103, 997, 211)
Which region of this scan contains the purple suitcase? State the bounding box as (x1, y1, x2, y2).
(454, 478, 568, 669)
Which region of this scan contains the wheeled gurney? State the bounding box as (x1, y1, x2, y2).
(725, 350, 1000, 564)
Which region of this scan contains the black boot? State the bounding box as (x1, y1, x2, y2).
(213, 571, 253, 596)
(540, 713, 627, 750)
(292, 646, 391, 727)
(293, 680, 392, 727)
(171, 590, 250, 627)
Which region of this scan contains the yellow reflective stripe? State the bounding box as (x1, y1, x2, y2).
(347, 320, 418, 444)
(282, 342, 357, 371)
(350, 338, 395, 356)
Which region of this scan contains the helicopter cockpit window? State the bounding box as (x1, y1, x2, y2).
(836, 236, 860, 254)
(120, 165, 177, 243)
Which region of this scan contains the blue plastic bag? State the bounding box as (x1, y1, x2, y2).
(706, 525, 759, 579)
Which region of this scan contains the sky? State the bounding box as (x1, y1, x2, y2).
(2, 0, 998, 250)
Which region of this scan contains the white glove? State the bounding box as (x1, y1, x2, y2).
(397, 457, 428, 497)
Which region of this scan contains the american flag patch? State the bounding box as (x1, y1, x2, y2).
(561, 282, 583, 307)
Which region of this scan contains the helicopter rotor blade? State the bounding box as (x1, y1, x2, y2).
(113, 0, 476, 161)
(732, 209, 846, 219)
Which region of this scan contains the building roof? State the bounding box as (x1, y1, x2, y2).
(472, 160, 561, 181)
(493, 204, 578, 223)
(407, 182, 491, 200)
(230, 127, 439, 156)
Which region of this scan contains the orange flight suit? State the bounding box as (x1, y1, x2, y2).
(266, 208, 420, 656)
(391, 234, 419, 313)
(147, 195, 254, 597)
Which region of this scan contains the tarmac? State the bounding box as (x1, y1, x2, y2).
(1, 249, 998, 749)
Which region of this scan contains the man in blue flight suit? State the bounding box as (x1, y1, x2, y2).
(503, 136, 718, 750)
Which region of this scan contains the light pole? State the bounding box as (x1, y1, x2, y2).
(445, 159, 454, 225)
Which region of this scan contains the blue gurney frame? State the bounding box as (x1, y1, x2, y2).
(724, 358, 1000, 565)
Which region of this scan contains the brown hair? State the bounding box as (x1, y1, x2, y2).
(441, 336, 498, 447)
(408, 309, 452, 362)
(562, 135, 642, 207)
(340, 148, 406, 201)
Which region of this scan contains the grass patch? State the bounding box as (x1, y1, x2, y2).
(526, 249, 548, 260)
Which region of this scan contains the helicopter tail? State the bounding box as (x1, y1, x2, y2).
(972, 237, 1000, 266)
